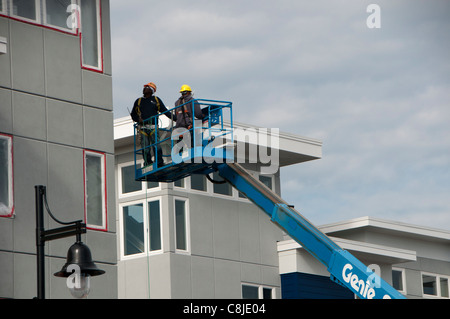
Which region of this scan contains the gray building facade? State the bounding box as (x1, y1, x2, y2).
(114, 117, 323, 298)
(0, 0, 117, 299)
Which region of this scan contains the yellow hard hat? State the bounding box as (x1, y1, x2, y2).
(179, 84, 192, 93)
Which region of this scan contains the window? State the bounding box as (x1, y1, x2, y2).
(212, 172, 232, 196)
(121, 199, 163, 258)
(174, 178, 185, 188)
(121, 163, 141, 195)
(0, 134, 13, 218)
(10, 0, 39, 21)
(242, 284, 274, 299)
(80, 0, 102, 70)
(44, 0, 75, 31)
(119, 162, 159, 197)
(174, 198, 189, 253)
(259, 175, 273, 190)
(3, 1, 102, 70)
(191, 174, 206, 191)
(148, 200, 161, 251)
(84, 150, 106, 230)
(422, 273, 450, 299)
(242, 285, 258, 299)
(122, 203, 144, 256)
(392, 268, 405, 294)
(441, 278, 449, 298)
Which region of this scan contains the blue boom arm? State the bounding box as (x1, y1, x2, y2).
(134, 99, 405, 299)
(216, 163, 406, 299)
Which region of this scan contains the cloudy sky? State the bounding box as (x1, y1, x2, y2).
(110, 0, 450, 230)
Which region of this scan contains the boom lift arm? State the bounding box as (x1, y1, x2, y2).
(215, 163, 405, 299)
(134, 99, 406, 299)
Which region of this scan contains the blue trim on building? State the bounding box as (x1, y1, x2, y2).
(281, 272, 354, 299)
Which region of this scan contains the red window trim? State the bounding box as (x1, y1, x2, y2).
(0, 132, 14, 218)
(83, 149, 108, 232)
(0, 0, 104, 73)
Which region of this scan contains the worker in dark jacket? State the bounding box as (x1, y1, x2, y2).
(131, 82, 174, 167)
(131, 82, 173, 124)
(174, 84, 205, 129)
(173, 85, 205, 150)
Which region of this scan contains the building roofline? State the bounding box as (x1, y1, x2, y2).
(319, 216, 450, 243)
(114, 116, 323, 167)
(278, 236, 417, 265)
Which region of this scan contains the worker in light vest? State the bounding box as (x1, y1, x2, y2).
(174, 85, 205, 129)
(173, 85, 206, 150)
(130, 82, 174, 167)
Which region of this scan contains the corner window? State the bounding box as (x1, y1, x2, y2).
(174, 198, 190, 253)
(148, 200, 162, 251)
(120, 199, 163, 258)
(80, 0, 102, 70)
(0, 134, 13, 218)
(84, 150, 107, 230)
(122, 202, 144, 256)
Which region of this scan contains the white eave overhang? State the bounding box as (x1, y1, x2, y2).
(320, 216, 450, 244)
(114, 116, 323, 167)
(278, 237, 417, 266)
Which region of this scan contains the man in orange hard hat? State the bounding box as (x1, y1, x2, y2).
(130, 82, 174, 167)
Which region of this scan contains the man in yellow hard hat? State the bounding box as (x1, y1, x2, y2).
(174, 84, 205, 129)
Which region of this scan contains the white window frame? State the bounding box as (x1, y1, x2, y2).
(119, 197, 164, 260)
(9, 0, 41, 23)
(392, 267, 406, 295)
(189, 174, 208, 193)
(241, 283, 276, 299)
(118, 160, 160, 198)
(84, 150, 107, 231)
(0, 0, 6, 14)
(0, 133, 14, 218)
(173, 197, 190, 254)
(421, 272, 450, 299)
(79, 0, 102, 71)
(42, 0, 78, 34)
(173, 176, 186, 189)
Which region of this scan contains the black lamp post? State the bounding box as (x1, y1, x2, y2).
(35, 185, 105, 299)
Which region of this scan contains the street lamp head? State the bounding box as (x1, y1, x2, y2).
(54, 241, 105, 299)
(54, 242, 105, 278)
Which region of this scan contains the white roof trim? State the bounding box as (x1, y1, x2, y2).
(319, 216, 450, 242)
(114, 115, 323, 166)
(278, 237, 417, 263)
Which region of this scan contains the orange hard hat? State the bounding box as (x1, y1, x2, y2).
(144, 82, 157, 92)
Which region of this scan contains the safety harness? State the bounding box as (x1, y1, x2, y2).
(136, 96, 161, 137)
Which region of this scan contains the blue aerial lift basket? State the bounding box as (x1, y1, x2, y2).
(133, 99, 406, 299)
(134, 99, 234, 182)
